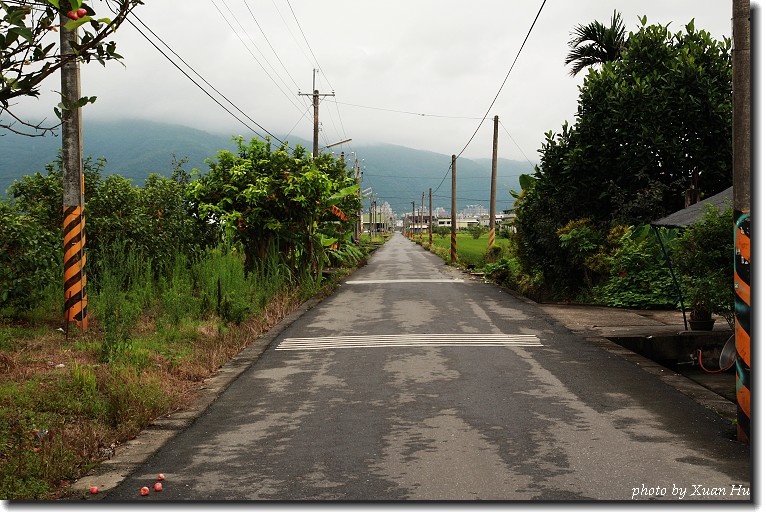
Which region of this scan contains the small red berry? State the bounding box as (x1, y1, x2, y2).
(157, 473, 165, 481)
(66, 10, 78, 20)
(153, 482, 163, 492)
(89, 486, 99, 495)
(76, 8, 87, 18)
(140, 486, 149, 496)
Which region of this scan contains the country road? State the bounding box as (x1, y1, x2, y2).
(100, 233, 750, 502)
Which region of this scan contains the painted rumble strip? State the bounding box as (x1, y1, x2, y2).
(276, 334, 542, 351)
(345, 279, 465, 284)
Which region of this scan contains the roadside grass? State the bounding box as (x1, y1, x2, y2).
(423, 233, 511, 268)
(0, 244, 371, 500)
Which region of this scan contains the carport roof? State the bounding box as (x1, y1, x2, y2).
(651, 186, 733, 227)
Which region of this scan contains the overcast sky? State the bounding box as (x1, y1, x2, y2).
(15, 0, 738, 162)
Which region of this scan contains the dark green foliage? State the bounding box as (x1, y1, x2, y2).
(0, 202, 60, 308)
(190, 137, 360, 276)
(513, 17, 732, 299)
(565, 10, 627, 76)
(467, 225, 485, 239)
(674, 204, 734, 325)
(591, 225, 680, 308)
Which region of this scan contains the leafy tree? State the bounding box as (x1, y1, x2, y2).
(576, 18, 732, 217)
(0, 199, 60, 307)
(1, 0, 143, 136)
(1, 155, 212, 307)
(565, 10, 627, 76)
(190, 137, 360, 276)
(514, 17, 732, 298)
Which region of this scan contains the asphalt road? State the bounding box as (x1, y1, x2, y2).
(102, 233, 751, 502)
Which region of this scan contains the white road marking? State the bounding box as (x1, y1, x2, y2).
(276, 334, 542, 351)
(345, 279, 465, 284)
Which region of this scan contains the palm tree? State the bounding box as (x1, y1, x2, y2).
(565, 10, 627, 76)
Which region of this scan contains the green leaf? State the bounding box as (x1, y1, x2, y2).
(64, 17, 90, 31)
(518, 174, 536, 191)
(47, 0, 61, 8)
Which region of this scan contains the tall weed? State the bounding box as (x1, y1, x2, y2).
(159, 254, 199, 327)
(90, 243, 145, 362)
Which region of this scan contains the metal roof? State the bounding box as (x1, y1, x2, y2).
(651, 187, 733, 227)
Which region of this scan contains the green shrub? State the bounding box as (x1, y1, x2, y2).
(591, 225, 679, 309)
(673, 204, 734, 326)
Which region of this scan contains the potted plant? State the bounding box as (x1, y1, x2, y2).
(685, 277, 717, 331)
(674, 204, 735, 332)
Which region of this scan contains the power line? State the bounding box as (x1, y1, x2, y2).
(285, 0, 324, 84)
(432, 0, 548, 195)
(327, 100, 485, 120)
(455, 0, 547, 160)
(270, 0, 316, 70)
(121, 10, 283, 144)
(242, 0, 302, 92)
(212, 0, 306, 115)
(499, 119, 536, 167)
(284, 0, 351, 149)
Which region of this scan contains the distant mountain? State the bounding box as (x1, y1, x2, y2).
(0, 119, 240, 193)
(0, 119, 535, 214)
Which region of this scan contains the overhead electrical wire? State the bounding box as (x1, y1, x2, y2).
(327, 100, 485, 120)
(285, 0, 324, 82)
(284, 0, 351, 149)
(117, 6, 284, 144)
(499, 119, 536, 167)
(432, 0, 548, 195)
(212, 0, 307, 115)
(270, 0, 316, 71)
(120, 11, 283, 144)
(242, 0, 302, 92)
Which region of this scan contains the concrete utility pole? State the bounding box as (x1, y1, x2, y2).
(60, 14, 87, 332)
(354, 159, 361, 242)
(299, 69, 334, 157)
(489, 115, 499, 248)
(371, 195, 377, 240)
(451, 155, 457, 263)
(732, 0, 751, 445)
(420, 192, 425, 242)
(428, 188, 433, 245)
(411, 201, 416, 238)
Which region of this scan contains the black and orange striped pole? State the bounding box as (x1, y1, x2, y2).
(61, 12, 87, 332)
(734, 212, 750, 442)
(64, 203, 87, 330)
(732, 0, 750, 443)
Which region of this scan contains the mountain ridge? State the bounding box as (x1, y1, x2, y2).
(0, 119, 534, 214)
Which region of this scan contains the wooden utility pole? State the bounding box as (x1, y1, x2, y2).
(732, 0, 751, 445)
(61, 14, 87, 332)
(354, 158, 361, 242)
(420, 192, 425, 242)
(428, 187, 433, 245)
(299, 69, 334, 157)
(451, 155, 457, 263)
(489, 115, 499, 249)
(411, 201, 415, 239)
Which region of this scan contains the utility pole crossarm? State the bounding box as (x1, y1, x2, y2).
(299, 69, 335, 158)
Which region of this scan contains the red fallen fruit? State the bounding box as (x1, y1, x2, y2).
(66, 10, 78, 20)
(140, 486, 150, 496)
(157, 473, 165, 481)
(153, 482, 163, 492)
(76, 8, 87, 18)
(89, 486, 99, 495)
